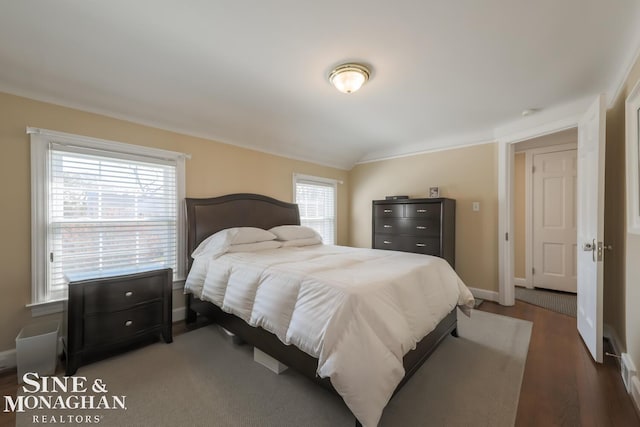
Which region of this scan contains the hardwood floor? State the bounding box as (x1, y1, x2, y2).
(477, 300, 640, 427)
(1, 302, 638, 426)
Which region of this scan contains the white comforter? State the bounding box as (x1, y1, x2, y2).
(185, 244, 474, 426)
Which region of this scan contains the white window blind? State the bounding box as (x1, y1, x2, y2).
(294, 175, 337, 244)
(30, 128, 187, 305)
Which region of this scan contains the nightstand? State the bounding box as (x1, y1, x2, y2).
(63, 268, 173, 375)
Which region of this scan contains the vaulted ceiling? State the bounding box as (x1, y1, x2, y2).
(1, 1, 639, 169)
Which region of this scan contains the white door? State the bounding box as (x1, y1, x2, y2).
(532, 149, 577, 292)
(576, 95, 606, 363)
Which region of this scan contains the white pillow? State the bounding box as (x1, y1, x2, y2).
(269, 225, 320, 241)
(191, 227, 276, 258)
(227, 240, 282, 253)
(281, 237, 323, 247)
(232, 227, 277, 244)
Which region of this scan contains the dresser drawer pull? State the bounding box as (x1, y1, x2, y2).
(125, 291, 133, 297)
(383, 240, 392, 245)
(383, 224, 393, 228)
(384, 209, 393, 213)
(416, 226, 427, 230)
(415, 243, 427, 247)
(416, 209, 427, 213)
(125, 320, 133, 327)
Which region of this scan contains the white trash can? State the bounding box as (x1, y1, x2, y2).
(16, 320, 59, 382)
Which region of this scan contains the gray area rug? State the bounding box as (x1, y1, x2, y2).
(515, 287, 577, 317)
(17, 310, 531, 427)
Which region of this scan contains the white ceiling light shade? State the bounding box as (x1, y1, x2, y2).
(329, 63, 370, 94)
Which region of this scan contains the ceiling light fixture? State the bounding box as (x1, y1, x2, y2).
(329, 63, 370, 94)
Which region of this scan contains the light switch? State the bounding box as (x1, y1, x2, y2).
(472, 202, 480, 212)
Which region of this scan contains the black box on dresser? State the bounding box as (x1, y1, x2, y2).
(372, 198, 456, 268)
(63, 268, 173, 375)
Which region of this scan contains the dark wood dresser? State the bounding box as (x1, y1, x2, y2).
(64, 268, 173, 375)
(372, 198, 456, 267)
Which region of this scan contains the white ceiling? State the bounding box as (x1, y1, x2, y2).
(1, 1, 639, 169)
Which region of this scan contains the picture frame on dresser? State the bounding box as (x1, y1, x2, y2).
(626, 79, 640, 234)
(429, 186, 440, 198)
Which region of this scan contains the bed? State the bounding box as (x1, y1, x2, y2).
(183, 193, 474, 426)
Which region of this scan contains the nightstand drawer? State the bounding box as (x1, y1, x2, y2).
(83, 275, 164, 314)
(373, 204, 404, 218)
(65, 268, 172, 375)
(83, 302, 162, 347)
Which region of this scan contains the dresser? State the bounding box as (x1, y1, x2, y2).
(64, 268, 173, 375)
(372, 198, 456, 267)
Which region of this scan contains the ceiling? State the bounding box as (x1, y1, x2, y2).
(1, 1, 639, 169)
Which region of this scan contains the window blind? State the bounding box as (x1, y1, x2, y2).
(49, 145, 177, 297)
(295, 178, 336, 244)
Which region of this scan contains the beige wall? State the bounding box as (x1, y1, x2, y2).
(609, 52, 640, 379)
(0, 92, 349, 353)
(514, 153, 526, 278)
(349, 143, 499, 293)
(605, 83, 628, 350)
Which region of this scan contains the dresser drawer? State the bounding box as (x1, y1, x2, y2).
(83, 302, 162, 347)
(373, 204, 404, 218)
(374, 235, 401, 250)
(374, 218, 405, 234)
(372, 198, 454, 267)
(398, 236, 441, 256)
(405, 203, 441, 219)
(83, 275, 164, 314)
(403, 219, 440, 237)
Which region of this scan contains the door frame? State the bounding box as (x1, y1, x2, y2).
(498, 118, 583, 305)
(521, 142, 577, 289)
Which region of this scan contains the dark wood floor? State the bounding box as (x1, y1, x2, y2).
(1, 301, 638, 426)
(477, 300, 639, 427)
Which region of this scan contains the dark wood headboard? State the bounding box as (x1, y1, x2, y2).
(185, 193, 300, 264)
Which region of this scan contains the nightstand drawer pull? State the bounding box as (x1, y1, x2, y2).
(383, 240, 392, 245)
(417, 209, 427, 213)
(384, 209, 392, 213)
(125, 320, 133, 327)
(416, 243, 427, 247)
(416, 226, 427, 230)
(125, 291, 133, 297)
(383, 224, 393, 228)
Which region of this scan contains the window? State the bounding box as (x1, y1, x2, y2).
(293, 174, 337, 244)
(30, 128, 187, 305)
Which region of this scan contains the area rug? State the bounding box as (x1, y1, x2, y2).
(515, 287, 577, 317)
(16, 310, 531, 427)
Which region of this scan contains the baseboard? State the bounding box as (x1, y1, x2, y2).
(172, 307, 186, 322)
(468, 287, 500, 302)
(632, 376, 640, 416)
(513, 277, 528, 287)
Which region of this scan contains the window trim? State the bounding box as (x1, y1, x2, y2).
(28, 127, 189, 307)
(292, 173, 339, 244)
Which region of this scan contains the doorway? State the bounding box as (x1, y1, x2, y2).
(498, 95, 606, 363)
(512, 130, 578, 314)
(513, 132, 578, 291)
